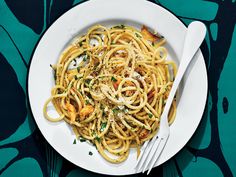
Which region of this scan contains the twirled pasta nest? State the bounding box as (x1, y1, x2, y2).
(44, 24, 177, 163)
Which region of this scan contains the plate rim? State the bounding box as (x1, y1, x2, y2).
(26, 0, 208, 175)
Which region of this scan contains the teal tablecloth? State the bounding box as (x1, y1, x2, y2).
(0, 0, 235, 176)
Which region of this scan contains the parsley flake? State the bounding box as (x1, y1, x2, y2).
(100, 122, 107, 132)
(95, 136, 101, 143)
(79, 41, 83, 46)
(135, 33, 142, 38)
(77, 66, 80, 72)
(89, 151, 93, 156)
(111, 76, 117, 82)
(83, 55, 89, 62)
(85, 79, 91, 85)
(91, 130, 96, 137)
(148, 113, 153, 118)
(87, 94, 92, 99)
(50, 64, 57, 81)
(102, 110, 106, 117)
(73, 139, 76, 144)
(112, 108, 119, 114)
(79, 137, 86, 142)
(113, 24, 125, 29)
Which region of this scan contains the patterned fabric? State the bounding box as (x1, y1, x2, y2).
(0, 0, 235, 176)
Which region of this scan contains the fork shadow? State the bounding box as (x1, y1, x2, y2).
(128, 97, 208, 177)
(163, 101, 209, 177)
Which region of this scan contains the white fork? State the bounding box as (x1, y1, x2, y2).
(135, 21, 206, 175)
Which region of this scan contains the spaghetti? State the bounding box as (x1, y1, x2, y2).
(43, 24, 177, 163)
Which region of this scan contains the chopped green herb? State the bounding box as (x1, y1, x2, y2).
(74, 75, 78, 80)
(85, 100, 90, 105)
(100, 104, 104, 110)
(102, 111, 106, 117)
(91, 130, 96, 136)
(95, 136, 101, 143)
(50, 65, 57, 81)
(77, 66, 80, 72)
(85, 79, 91, 85)
(89, 151, 93, 156)
(73, 139, 76, 144)
(113, 24, 125, 29)
(83, 55, 89, 62)
(111, 76, 117, 82)
(100, 122, 107, 132)
(135, 33, 142, 38)
(79, 41, 83, 46)
(148, 113, 153, 118)
(87, 93, 92, 99)
(54, 72, 57, 81)
(111, 42, 116, 45)
(79, 137, 86, 142)
(112, 108, 119, 114)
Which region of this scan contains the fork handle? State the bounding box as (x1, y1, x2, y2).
(161, 21, 206, 121)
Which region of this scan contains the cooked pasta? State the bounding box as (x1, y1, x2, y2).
(43, 24, 177, 163)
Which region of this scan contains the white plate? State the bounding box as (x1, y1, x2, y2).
(28, 0, 208, 175)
